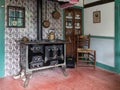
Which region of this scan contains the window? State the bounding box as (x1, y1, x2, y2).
(7, 6, 25, 28)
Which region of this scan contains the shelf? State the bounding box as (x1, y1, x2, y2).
(64, 7, 82, 57)
(66, 26, 73, 29)
(75, 26, 80, 29)
(75, 17, 81, 19)
(66, 16, 73, 19)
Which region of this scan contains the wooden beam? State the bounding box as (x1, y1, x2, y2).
(84, 0, 114, 8)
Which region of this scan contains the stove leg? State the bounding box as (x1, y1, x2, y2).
(22, 72, 32, 88)
(61, 65, 68, 76)
(13, 68, 23, 79)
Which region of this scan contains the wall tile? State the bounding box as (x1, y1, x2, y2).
(5, 0, 37, 76)
(5, 0, 63, 76)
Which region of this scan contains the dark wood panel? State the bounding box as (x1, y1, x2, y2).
(64, 7, 82, 58)
(84, 0, 114, 8)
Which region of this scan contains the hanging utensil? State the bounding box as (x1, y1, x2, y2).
(52, 2, 61, 19)
(43, 0, 50, 28)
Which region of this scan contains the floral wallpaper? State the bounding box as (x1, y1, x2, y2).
(5, 0, 63, 76)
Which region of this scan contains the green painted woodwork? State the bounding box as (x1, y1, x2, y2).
(115, 1, 120, 73)
(0, 0, 5, 77)
(90, 35, 114, 39)
(73, 6, 83, 9)
(96, 62, 116, 73)
(115, 0, 120, 3)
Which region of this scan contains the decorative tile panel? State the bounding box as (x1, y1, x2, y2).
(42, 0, 63, 40)
(5, 0, 63, 76)
(5, 0, 37, 76)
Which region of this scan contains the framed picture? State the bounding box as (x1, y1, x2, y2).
(93, 11, 101, 23)
(7, 6, 25, 28)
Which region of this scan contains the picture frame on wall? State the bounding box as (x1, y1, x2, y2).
(7, 6, 25, 28)
(93, 11, 101, 23)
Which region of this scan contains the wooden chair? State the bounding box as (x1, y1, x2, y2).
(76, 34, 96, 69)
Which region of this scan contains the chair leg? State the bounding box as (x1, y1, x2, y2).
(94, 50, 96, 70)
(76, 50, 96, 69)
(76, 52, 79, 67)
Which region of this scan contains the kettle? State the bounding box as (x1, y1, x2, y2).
(48, 31, 55, 40)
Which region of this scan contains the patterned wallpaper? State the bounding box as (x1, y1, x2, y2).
(5, 0, 63, 76)
(42, 0, 63, 39)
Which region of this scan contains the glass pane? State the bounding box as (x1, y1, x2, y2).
(17, 18, 23, 26)
(9, 9, 15, 17)
(9, 18, 17, 26)
(15, 10, 20, 17)
(19, 10, 23, 17)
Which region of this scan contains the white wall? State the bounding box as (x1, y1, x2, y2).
(84, 2, 114, 37)
(75, 0, 83, 7)
(75, 0, 100, 6)
(84, 2, 115, 67)
(91, 38, 115, 67)
(84, 0, 100, 4)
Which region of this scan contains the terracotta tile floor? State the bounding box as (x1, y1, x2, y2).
(0, 67, 120, 90)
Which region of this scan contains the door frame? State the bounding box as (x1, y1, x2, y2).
(115, 0, 120, 73)
(0, 0, 5, 77)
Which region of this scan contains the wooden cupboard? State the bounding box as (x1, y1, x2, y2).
(64, 7, 82, 58)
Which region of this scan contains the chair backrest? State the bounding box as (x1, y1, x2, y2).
(77, 34, 90, 49)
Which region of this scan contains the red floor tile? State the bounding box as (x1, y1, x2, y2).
(0, 67, 120, 90)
